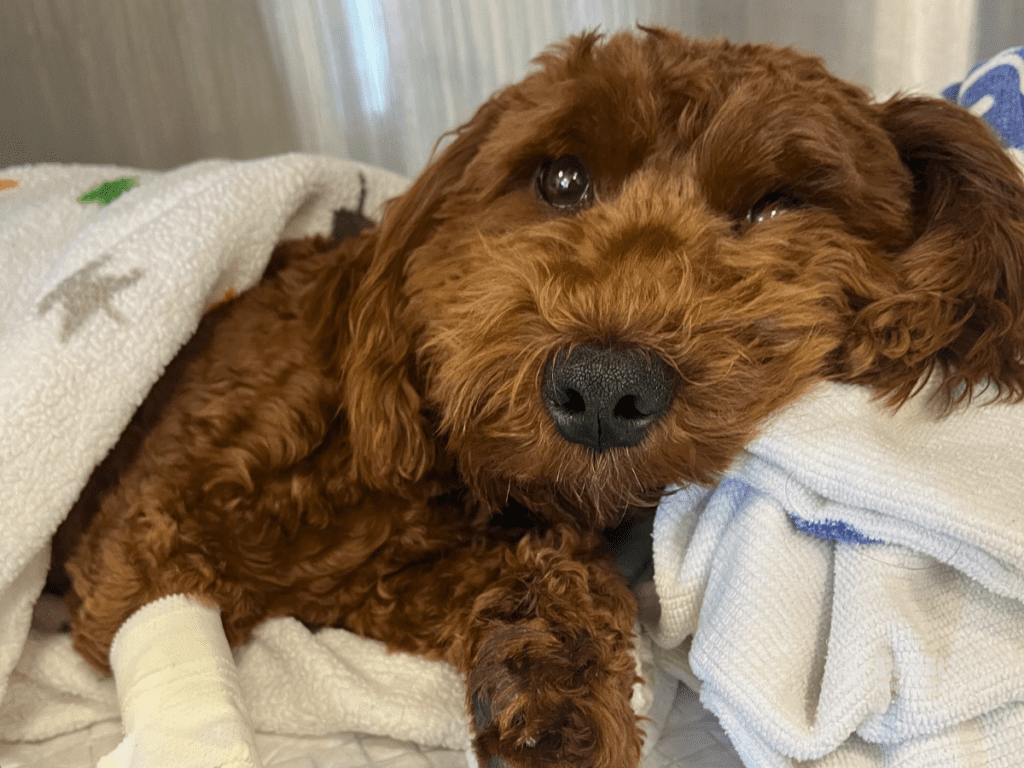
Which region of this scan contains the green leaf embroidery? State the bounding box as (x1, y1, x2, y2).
(78, 177, 139, 206)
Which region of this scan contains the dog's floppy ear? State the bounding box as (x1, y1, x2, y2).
(339, 101, 504, 491)
(846, 95, 1024, 407)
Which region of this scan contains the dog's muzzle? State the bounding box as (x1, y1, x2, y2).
(542, 345, 678, 453)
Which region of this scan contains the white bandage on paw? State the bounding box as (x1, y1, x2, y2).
(99, 594, 263, 768)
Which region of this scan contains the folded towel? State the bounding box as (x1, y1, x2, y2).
(0, 155, 672, 758)
(649, 378, 1024, 766)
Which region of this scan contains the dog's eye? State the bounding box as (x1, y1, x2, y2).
(746, 192, 798, 227)
(537, 155, 591, 210)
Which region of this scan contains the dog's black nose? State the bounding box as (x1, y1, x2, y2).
(542, 345, 677, 452)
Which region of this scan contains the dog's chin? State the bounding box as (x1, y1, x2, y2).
(452, 427, 679, 528)
(499, 478, 666, 531)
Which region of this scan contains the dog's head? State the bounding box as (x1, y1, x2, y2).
(340, 28, 1024, 525)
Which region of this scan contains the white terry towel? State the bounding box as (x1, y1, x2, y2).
(649, 379, 1024, 767)
(0, 156, 671, 760)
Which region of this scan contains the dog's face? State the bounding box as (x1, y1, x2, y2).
(343, 29, 1024, 526)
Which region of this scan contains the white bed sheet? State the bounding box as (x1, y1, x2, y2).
(0, 681, 742, 768)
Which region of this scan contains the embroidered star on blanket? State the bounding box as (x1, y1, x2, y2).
(38, 256, 144, 342)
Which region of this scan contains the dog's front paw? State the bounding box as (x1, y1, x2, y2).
(467, 625, 642, 768)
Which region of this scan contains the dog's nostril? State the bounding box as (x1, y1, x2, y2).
(559, 388, 587, 414)
(613, 395, 644, 420)
(542, 345, 678, 453)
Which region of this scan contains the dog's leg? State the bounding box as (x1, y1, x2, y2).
(339, 526, 644, 768)
(96, 595, 262, 768)
(460, 529, 643, 768)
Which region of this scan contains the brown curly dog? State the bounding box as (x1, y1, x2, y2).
(58, 27, 1024, 768)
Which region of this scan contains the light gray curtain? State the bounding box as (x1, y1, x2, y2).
(2, 0, 1022, 177)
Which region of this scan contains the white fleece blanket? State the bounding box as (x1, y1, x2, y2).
(0, 155, 669, 757)
(649, 377, 1024, 767)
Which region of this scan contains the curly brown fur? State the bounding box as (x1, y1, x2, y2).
(60, 28, 1024, 768)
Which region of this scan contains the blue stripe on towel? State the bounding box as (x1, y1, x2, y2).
(789, 516, 882, 545)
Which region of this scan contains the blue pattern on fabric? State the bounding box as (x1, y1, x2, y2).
(944, 47, 1024, 150)
(789, 515, 883, 545)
